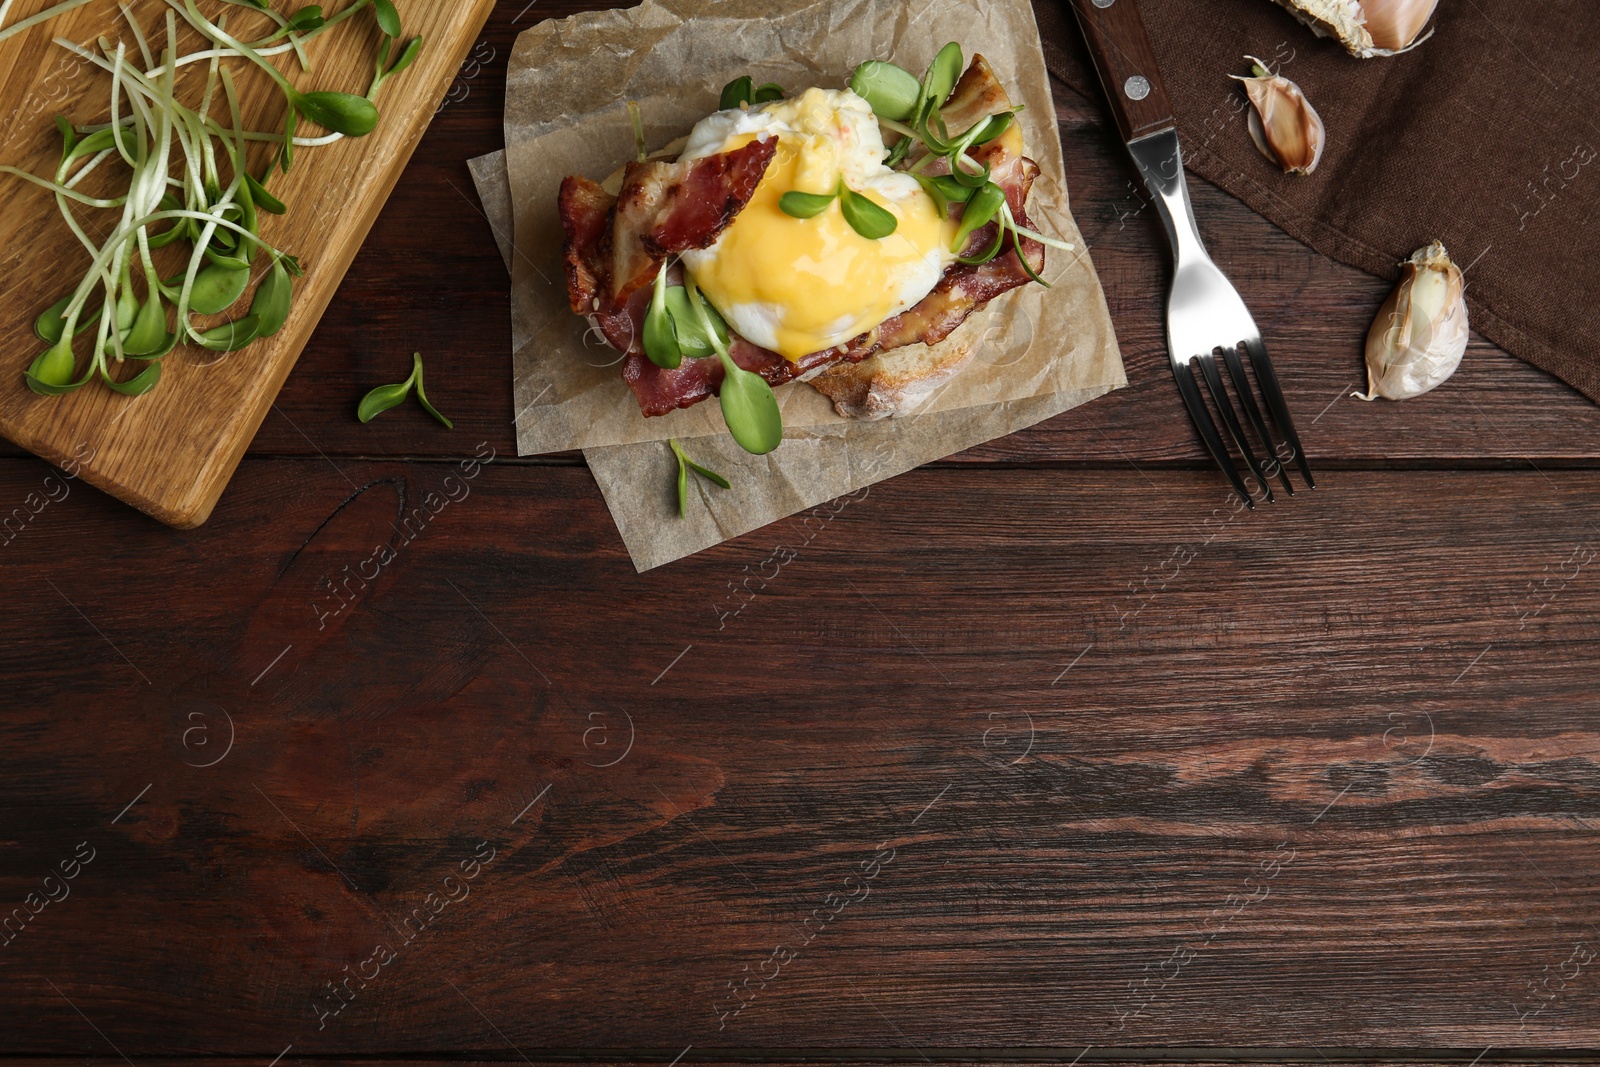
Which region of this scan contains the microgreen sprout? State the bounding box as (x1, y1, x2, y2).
(668, 437, 730, 516)
(837, 182, 897, 239)
(848, 60, 920, 122)
(847, 42, 1075, 286)
(2, 0, 422, 398)
(719, 75, 784, 111)
(777, 179, 898, 240)
(682, 274, 781, 455)
(357, 352, 453, 427)
(643, 263, 732, 370)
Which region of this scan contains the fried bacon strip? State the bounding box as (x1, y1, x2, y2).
(558, 55, 1047, 418)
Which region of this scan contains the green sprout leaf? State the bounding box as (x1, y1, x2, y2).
(288, 5, 325, 31)
(54, 115, 78, 160)
(719, 75, 753, 111)
(684, 278, 781, 455)
(410, 351, 453, 428)
(669, 437, 730, 516)
(294, 90, 379, 136)
(357, 378, 412, 423)
(839, 185, 898, 240)
(643, 267, 683, 369)
(388, 36, 422, 77)
(27, 337, 78, 392)
(245, 172, 287, 214)
(188, 261, 252, 316)
(752, 82, 784, 103)
(251, 257, 294, 338)
(664, 285, 728, 357)
(122, 286, 173, 356)
(914, 174, 949, 218)
(196, 315, 262, 352)
(778, 189, 836, 219)
(850, 60, 920, 122)
(357, 353, 451, 426)
(34, 294, 101, 344)
(927, 174, 975, 203)
(373, 0, 401, 37)
(101, 360, 162, 396)
(919, 42, 963, 116)
(951, 180, 1006, 255)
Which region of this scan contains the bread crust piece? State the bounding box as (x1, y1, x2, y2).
(808, 312, 986, 420)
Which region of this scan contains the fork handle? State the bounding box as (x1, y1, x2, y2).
(1065, 0, 1176, 144)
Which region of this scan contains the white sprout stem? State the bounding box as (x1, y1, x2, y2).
(234, 127, 342, 147)
(83, 116, 342, 148)
(118, 1, 154, 68)
(107, 45, 140, 169)
(143, 39, 295, 79)
(61, 147, 116, 190)
(682, 272, 732, 363)
(178, 0, 294, 98)
(0, 0, 93, 45)
(56, 35, 208, 201)
(953, 149, 985, 179)
(218, 0, 308, 69)
(878, 118, 917, 140)
(1001, 202, 1075, 252)
(0, 166, 126, 207)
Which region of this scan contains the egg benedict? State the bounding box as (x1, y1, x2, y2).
(677, 88, 953, 362)
(558, 44, 1068, 454)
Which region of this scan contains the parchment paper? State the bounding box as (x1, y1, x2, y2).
(490, 0, 1127, 570)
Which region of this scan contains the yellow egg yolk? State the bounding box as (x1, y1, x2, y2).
(682, 94, 954, 363)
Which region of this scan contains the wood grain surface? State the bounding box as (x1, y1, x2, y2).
(1, 1, 1597, 1064)
(0, 0, 496, 527)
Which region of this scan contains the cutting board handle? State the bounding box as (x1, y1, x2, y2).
(1064, 0, 1176, 144)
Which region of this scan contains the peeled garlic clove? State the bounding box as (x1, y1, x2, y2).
(1234, 59, 1325, 175)
(1356, 240, 1469, 401)
(1360, 0, 1440, 51)
(1267, 0, 1438, 57)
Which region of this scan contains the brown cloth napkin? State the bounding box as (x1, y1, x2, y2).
(1035, 0, 1600, 403)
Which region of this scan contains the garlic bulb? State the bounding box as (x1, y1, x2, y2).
(1356, 241, 1468, 401)
(1233, 59, 1325, 175)
(1267, 0, 1439, 57)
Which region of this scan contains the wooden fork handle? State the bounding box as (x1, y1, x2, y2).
(1065, 0, 1176, 144)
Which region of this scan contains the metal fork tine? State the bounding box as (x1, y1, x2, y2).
(1220, 343, 1294, 496)
(1171, 362, 1253, 507)
(1242, 338, 1315, 489)
(1195, 353, 1274, 504)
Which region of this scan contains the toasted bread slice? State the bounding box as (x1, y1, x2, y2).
(806, 312, 986, 419)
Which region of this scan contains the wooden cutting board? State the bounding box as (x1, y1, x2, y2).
(0, 0, 497, 527)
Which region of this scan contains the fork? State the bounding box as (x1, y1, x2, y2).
(1067, 0, 1314, 505)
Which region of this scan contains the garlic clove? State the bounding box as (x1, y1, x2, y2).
(1268, 0, 1437, 57)
(1359, 0, 1440, 51)
(1356, 240, 1469, 401)
(1234, 59, 1326, 175)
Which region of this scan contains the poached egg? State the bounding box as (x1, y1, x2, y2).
(678, 87, 956, 362)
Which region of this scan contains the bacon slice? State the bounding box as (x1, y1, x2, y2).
(560, 139, 776, 313)
(558, 56, 1049, 418)
(608, 139, 776, 304)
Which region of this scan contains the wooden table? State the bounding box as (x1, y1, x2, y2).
(4, 2, 1598, 1063)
